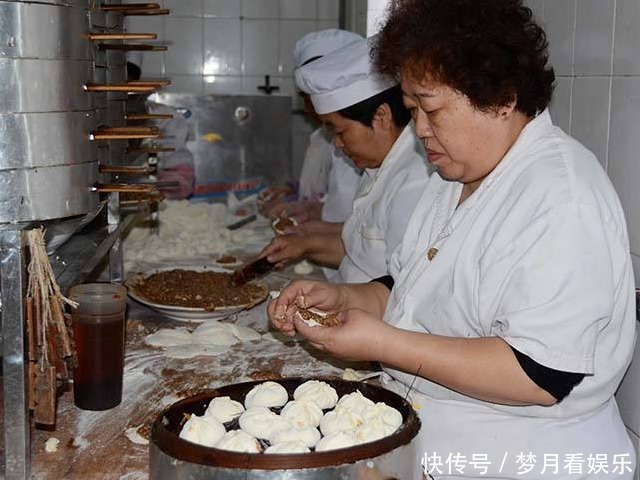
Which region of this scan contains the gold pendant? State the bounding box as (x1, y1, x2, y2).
(427, 247, 438, 261)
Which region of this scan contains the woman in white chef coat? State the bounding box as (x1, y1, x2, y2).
(262, 37, 429, 283)
(264, 29, 363, 226)
(268, 1, 637, 478)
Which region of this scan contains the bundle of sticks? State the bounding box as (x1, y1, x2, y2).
(25, 228, 77, 426)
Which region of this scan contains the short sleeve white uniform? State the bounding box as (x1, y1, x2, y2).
(383, 111, 636, 479)
(335, 124, 429, 283)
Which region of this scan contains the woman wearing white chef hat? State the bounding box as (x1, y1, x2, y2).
(263, 29, 363, 231)
(261, 36, 429, 284)
(269, 0, 636, 478)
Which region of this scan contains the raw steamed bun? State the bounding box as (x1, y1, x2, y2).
(179, 414, 225, 447)
(205, 396, 245, 423)
(336, 390, 375, 413)
(362, 402, 403, 431)
(239, 407, 292, 440)
(264, 441, 310, 454)
(355, 416, 399, 444)
(293, 380, 338, 409)
(215, 430, 261, 453)
(280, 400, 323, 428)
(315, 430, 359, 452)
(270, 425, 321, 448)
(320, 406, 364, 436)
(244, 381, 289, 409)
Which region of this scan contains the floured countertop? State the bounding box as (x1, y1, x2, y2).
(26, 257, 372, 479)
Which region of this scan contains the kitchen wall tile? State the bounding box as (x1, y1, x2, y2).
(366, 8, 388, 37)
(571, 77, 610, 170)
(202, 0, 241, 17)
(164, 17, 203, 75)
(544, 0, 576, 76)
(164, 74, 204, 94)
(279, 20, 318, 73)
(204, 75, 243, 94)
(609, 78, 640, 255)
(318, 0, 340, 20)
(242, 20, 280, 76)
(165, 0, 202, 17)
(280, 0, 316, 19)
(204, 18, 241, 75)
(242, 0, 280, 19)
(241, 75, 291, 96)
(549, 77, 572, 133)
(574, 0, 614, 76)
(316, 20, 341, 32)
(614, 0, 640, 75)
(125, 16, 165, 75)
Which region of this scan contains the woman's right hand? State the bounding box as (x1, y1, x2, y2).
(267, 280, 347, 336)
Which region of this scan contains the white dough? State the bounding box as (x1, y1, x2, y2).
(320, 406, 365, 436)
(355, 416, 399, 444)
(270, 426, 321, 448)
(261, 331, 302, 343)
(336, 390, 375, 413)
(229, 324, 262, 342)
(244, 381, 289, 409)
(269, 290, 281, 299)
(215, 430, 261, 453)
(124, 425, 149, 445)
(280, 400, 323, 428)
(362, 402, 403, 431)
(293, 260, 314, 275)
(179, 414, 226, 447)
(315, 430, 359, 452)
(144, 328, 193, 347)
(44, 437, 60, 453)
(205, 396, 245, 423)
(194, 329, 239, 347)
(163, 344, 226, 359)
(238, 407, 292, 440)
(293, 380, 338, 409)
(265, 441, 310, 454)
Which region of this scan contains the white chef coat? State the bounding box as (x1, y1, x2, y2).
(321, 143, 362, 223)
(383, 110, 636, 479)
(335, 124, 429, 283)
(298, 126, 333, 200)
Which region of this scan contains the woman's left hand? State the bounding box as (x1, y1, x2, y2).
(293, 308, 391, 362)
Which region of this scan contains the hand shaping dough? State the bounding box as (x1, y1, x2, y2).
(295, 308, 341, 328)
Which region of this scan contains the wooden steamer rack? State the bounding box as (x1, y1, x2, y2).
(0, 1, 171, 478)
(150, 378, 422, 480)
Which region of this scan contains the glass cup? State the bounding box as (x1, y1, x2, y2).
(69, 283, 127, 411)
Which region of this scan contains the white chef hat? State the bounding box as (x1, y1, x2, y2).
(295, 36, 397, 115)
(293, 29, 363, 69)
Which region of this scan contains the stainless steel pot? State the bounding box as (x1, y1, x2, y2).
(149, 378, 422, 480)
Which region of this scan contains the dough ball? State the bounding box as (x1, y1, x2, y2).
(293, 380, 338, 409)
(355, 416, 399, 444)
(293, 260, 314, 275)
(265, 441, 310, 454)
(215, 430, 261, 453)
(244, 381, 289, 409)
(315, 430, 359, 452)
(336, 390, 375, 413)
(238, 407, 292, 440)
(205, 396, 245, 423)
(179, 414, 225, 447)
(270, 425, 321, 448)
(280, 400, 323, 429)
(362, 402, 403, 431)
(320, 406, 365, 436)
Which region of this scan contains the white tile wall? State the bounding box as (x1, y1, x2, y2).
(525, 0, 640, 471)
(125, 0, 341, 170)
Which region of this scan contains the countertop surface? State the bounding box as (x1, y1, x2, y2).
(26, 231, 369, 479)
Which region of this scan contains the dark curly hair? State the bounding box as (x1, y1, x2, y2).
(373, 0, 555, 116)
